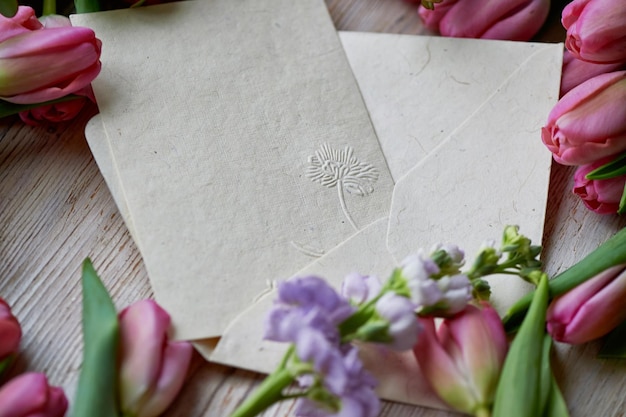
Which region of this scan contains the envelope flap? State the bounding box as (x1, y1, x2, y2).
(340, 32, 556, 181)
(387, 42, 563, 263)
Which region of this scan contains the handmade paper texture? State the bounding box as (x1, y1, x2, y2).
(85, 30, 563, 407)
(72, 0, 394, 340)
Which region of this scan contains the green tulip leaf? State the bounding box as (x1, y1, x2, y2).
(618, 182, 626, 215)
(586, 152, 626, 180)
(543, 372, 570, 417)
(598, 319, 626, 359)
(0, 96, 83, 119)
(74, 0, 100, 13)
(72, 258, 120, 417)
(503, 227, 626, 332)
(493, 274, 549, 417)
(0, 0, 18, 17)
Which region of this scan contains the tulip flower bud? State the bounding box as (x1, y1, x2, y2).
(413, 303, 508, 415)
(118, 300, 193, 417)
(0, 298, 21, 373)
(418, 0, 550, 41)
(541, 71, 626, 166)
(562, 0, 626, 64)
(0, 7, 102, 105)
(547, 264, 626, 344)
(573, 156, 626, 214)
(561, 50, 625, 96)
(0, 372, 68, 417)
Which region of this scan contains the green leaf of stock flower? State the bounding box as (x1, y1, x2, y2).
(0, 0, 18, 17)
(492, 274, 549, 417)
(503, 227, 626, 332)
(598, 318, 626, 359)
(71, 258, 120, 417)
(585, 152, 626, 180)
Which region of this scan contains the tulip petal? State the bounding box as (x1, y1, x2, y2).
(0, 6, 42, 44)
(413, 317, 475, 413)
(0, 373, 51, 415)
(119, 300, 172, 414)
(549, 266, 626, 344)
(137, 341, 193, 417)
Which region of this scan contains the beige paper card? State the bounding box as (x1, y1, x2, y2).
(72, 1, 394, 340)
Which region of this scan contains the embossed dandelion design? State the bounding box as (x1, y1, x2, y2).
(306, 143, 379, 230)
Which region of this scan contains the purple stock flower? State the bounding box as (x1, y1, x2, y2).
(264, 276, 355, 343)
(341, 273, 382, 305)
(375, 292, 422, 351)
(401, 252, 472, 316)
(296, 346, 380, 417)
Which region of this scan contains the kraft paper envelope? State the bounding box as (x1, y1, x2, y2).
(72, 0, 395, 340)
(83, 29, 562, 408)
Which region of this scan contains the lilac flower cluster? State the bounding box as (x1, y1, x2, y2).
(264, 276, 380, 417)
(401, 246, 472, 316)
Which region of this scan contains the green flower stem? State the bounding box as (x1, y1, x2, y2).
(230, 367, 298, 417)
(503, 227, 626, 332)
(42, 0, 56, 15)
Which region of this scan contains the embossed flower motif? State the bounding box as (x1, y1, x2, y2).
(306, 143, 379, 230)
(307, 143, 378, 196)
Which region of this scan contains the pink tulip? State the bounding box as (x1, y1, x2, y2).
(119, 300, 193, 417)
(0, 298, 21, 363)
(541, 70, 626, 166)
(0, 6, 42, 43)
(417, 0, 550, 41)
(573, 156, 626, 214)
(547, 264, 626, 344)
(562, 0, 626, 64)
(0, 7, 101, 105)
(561, 49, 625, 96)
(0, 373, 68, 417)
(413, 303, 507, 415)
(18, 83, 96, 126)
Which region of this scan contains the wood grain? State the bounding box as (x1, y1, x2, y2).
(1, 1, 625, 416)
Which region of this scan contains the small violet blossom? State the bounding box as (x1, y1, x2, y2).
(374, 292, 421, 351)
(264, 276, 380, 417)
(401, 251, 472, 316)
(296, 346, 379, 417)
(341, 273, 382, 305)
(265, 276, 354, 344)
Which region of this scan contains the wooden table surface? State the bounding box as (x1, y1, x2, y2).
(2, 0, 626, 416)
